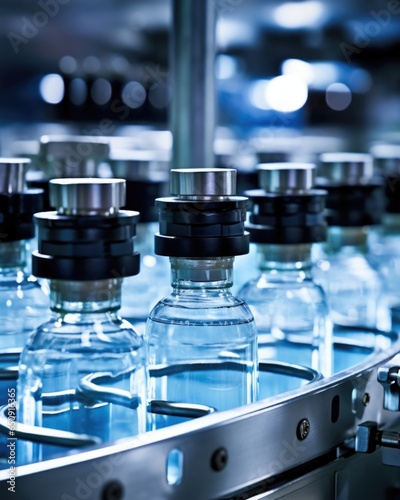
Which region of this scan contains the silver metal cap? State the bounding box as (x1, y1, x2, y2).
(319, 152, 373, 184)
(110, 149, 170, 181)
(370, 144, 400, 172)
(49, 178, 126, 215)
(257, 163, 316, 193)
(39, 136, 110, 178)
(10, 140, 40, 159)
(370, 143, 400, 159)
(170, 168, 236, 198)
(0, 158, 31, 193)
(40, 135, 110, 159)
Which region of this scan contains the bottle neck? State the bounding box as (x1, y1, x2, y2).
(0, 240, 27, 276)
(49, 279, 122, 314)
(170, 257, 234, 290)
(326, 226, 369, 253)
(382, 213, 400, 234)
(256, 244, 312, 276)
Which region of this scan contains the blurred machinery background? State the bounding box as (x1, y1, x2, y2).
(1, 0, 400, 149)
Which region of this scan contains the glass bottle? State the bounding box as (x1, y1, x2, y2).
(109, 149, 171, 335)
(0, 158, 49, 468)
(0, 159, 49, 349)
(17, 178, 147, 465)
(146, 168, 259, 430)
(214, 138, 265, 294)
(238, 163, 332, 376)
(368, 143, 400, 327)
(313, 152, 390, 335)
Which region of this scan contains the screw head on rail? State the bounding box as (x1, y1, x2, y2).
(297, 418, 310, 440)
(211, 447, 228, 471)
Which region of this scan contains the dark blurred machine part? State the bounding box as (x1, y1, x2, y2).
(108, 148, 171, 334)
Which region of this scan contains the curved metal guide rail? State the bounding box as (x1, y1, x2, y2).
(0, 332, 399, 499)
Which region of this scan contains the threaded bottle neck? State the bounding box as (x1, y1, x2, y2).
(327, 226, 368, 252)
(49, 278, 122, 313)
(257, 243, 312, 273)
(0, 240, 27, 273)
(170, 257, 234, 289)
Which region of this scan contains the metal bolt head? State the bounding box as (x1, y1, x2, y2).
(297, 418, 310, 440)
(362, 393, 371, 406)
(101, 480, 124, 500)
(211, 447, 228, 471)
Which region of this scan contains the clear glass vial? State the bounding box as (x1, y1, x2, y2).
(17, 178, 147, 465)
(0, 158, 49, 351)
(146, 168, 259, 430)
(0, 158, 49, 468)
(313, 153, 390, 333)
(238, 163, 333, 376)
(368, 144, 400, 324)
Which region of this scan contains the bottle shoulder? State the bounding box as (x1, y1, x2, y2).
(238, 274, 326, 300)
(22, 314, 144, 353)
(153, 289, 249, 306)
(148, 290, 255, 325)
(0, 284, 49, 305)
(0, 274, 47, 292)
(0, 275, 50, 332)
(313, 253, 381, 283)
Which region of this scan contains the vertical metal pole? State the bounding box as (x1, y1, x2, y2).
(171, 0, 216, 169)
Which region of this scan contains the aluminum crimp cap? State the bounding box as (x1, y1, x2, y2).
(40, 135, 110, 159)
(0, 158, 31, 194)
(319, 152, 373, 184)
(110, 149, 170, 181)
(170, 168, 237, 198)
(49, 178, 126, 215)
(370, 143, 400, 160)
(257, 163, 316, 193)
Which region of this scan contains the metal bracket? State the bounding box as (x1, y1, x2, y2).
(355, 421, 400, 455)
(377, 356, 400, 411)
